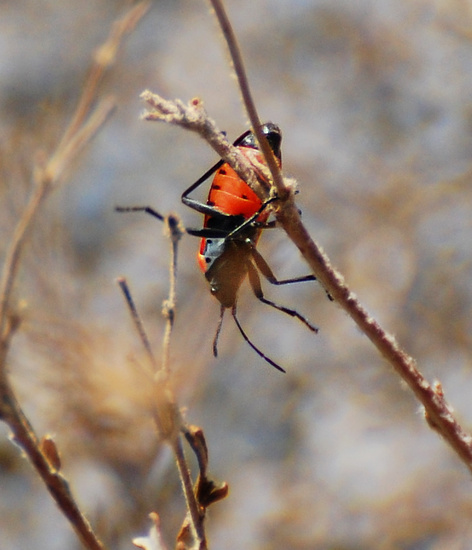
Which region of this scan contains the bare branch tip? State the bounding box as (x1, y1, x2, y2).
(164, 213, 185, 241)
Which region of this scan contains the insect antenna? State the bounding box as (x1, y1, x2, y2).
(231, 306, 286, 373)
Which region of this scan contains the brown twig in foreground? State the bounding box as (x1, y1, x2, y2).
(151, 214, 209, 550)
(0, 99, 115, 345)
(153, 215, 229, 548)
(118, 204, 231, 547)
(0, 105, 114, 550)
(118, 277, 157, 372)
(0, 3, 150, 549)
(120, 213, 210, 549)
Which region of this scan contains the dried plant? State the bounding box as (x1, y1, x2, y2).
(0, 3, 150, 549)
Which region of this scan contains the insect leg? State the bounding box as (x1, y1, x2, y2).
(247, 261, 318, 333)
(251, 247, 334, 301)
(115, 205, 164, 221)
(186, 228, 231, 238)
(231, 306, 286, 373)
(182, 196, 231, 219)
(212, 305, 225, 357)
(251, 246, 316, 285)
(181, 129, 253, 212)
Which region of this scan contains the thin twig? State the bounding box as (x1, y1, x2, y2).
(0, 98, 115, 345)
(209, 0, 287, 199)
(0, 378, 105, 550)
(160, 214, 185, 376)
(0, 3, 150, 548)
(59, 0, 151, 148)
(277, 205, 472, 471)
(173, 437, 207, 550)
(156, 214, 207, 547)
(118, 211, 207, 546)
(0, 180, 49, 342)
(117, 277, 157, 371)
(44, 97, 116, 187)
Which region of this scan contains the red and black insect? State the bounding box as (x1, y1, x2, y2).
(117, 123, 318, 372)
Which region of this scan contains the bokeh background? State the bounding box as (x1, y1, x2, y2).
(1, 0, 472, 548)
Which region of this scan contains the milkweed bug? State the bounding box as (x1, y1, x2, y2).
(117, 123, 318, 372)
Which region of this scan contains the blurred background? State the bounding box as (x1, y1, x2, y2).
(1, 0, 472, 548)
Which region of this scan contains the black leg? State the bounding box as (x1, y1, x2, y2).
(212, 305, 225, 357)
(115, 206, 164, 221)
(250, 246, 316, 285)
(181, 195, 231, 219)
(186, 227, 231, 238)
(224, 196, 278, 240)
(231, 306, 286, 372)
(181, 128, 253, 209)
(251, 246, 335, 301)
(247, 262, 318, 333)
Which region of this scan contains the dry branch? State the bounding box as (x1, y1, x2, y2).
(118, 213, 217, 549)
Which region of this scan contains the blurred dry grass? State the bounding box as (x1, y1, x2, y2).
(1, 0, 472, 549)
